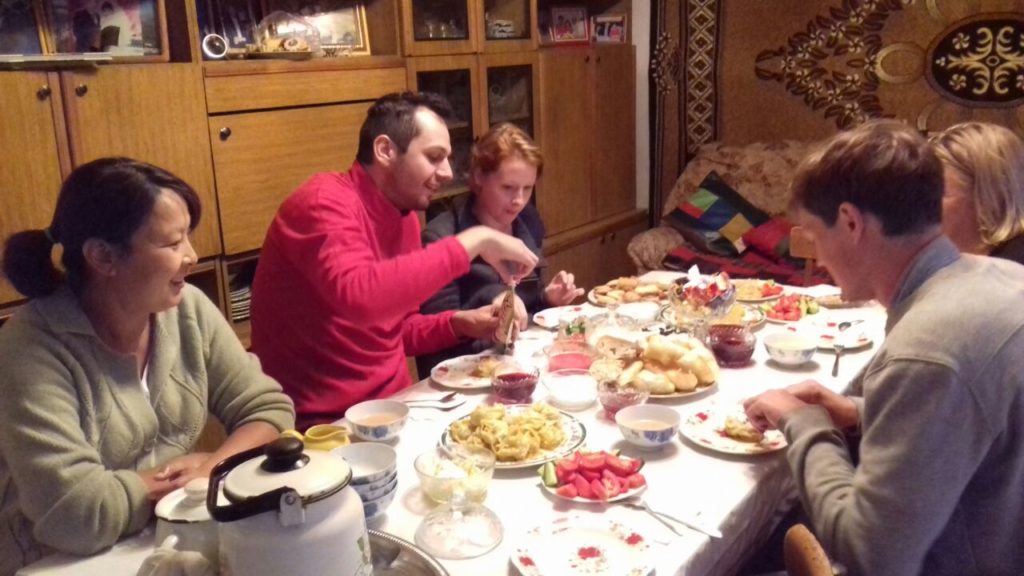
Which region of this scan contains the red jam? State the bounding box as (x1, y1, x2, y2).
(494, 372, 538, 402)
(548, 352, 594, 371)
(708, 325, 755, 367)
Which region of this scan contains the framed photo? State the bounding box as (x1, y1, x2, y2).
(0, 0, 45, 55)
(592, 14, 626, 44)
(264, 1, 370, 55)
(214, 0, 258, 49)
(42, 0, 168, 61)
(549, 6, 588, 44)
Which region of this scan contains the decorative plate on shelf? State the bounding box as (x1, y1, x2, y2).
(511, 517, 653, 576)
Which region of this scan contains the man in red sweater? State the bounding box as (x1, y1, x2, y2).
(250, 92, 538, 429)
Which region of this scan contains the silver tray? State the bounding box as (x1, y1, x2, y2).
(370, 530, 449, 575)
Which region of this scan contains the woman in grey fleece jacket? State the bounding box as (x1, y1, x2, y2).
(0, 158, 295, 575)
(745, 122, 1024, 576)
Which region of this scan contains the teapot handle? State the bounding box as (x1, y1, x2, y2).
(206, 444, 299, 522)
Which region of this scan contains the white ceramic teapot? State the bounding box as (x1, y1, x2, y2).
(207, 437, 372, 576)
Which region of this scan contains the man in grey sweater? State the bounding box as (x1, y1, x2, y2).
(744, 121, 1024, 576)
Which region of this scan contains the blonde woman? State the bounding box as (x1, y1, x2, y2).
(419, 123, 582, 372)
(931, 122, 1024, 264)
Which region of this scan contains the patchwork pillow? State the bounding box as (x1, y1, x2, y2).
(742, 217, 794, 261)
(662, 171, 770, 256)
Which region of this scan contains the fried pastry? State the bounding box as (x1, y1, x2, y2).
(724, 416, 764, 443)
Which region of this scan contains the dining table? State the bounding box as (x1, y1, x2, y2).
(19, 272, 888, 576)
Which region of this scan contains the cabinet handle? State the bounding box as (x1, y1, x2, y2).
(599, 235, 606, 245)
(584, 55, 590, 63)
(36, 85, 51, 100)
(74, 84, 88, 97)
(610, 232, 616, 240)
(597, 56, 602, 63)
(219, 127, 232, 141)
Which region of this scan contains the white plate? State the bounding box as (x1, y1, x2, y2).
(732, 280, 785, 303)
(440, 405, 587, 470)
(647, 379, 718, 400)
(805, 319, 873, 350)
(511, 516, 653, 576)
(430, 353, 515, 389)
(541, 480, 646, 504)
(659, 305, 766, 331)
(533, 305, 605, 330)
(679, 403, 787, 455)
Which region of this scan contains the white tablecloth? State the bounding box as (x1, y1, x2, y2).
(21, 278, 886, 576)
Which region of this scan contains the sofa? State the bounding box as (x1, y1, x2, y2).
(629, 139, 826, 284)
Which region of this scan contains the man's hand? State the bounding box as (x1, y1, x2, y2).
(544, 271, 585, 306)
(451, 305, 500, 340)
(456, 226, 539, 283)
(743, 389, 808, 432)
(786, 380, 860, 430)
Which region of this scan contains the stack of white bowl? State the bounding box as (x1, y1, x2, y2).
(332, 443, 398, 520)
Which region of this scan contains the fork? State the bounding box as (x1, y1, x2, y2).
(831, 344, 845, 377)
(621, 498, 721, 539)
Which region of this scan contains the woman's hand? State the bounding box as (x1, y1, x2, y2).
(153, 452, 215, 489)
(544, 271, 585, 306)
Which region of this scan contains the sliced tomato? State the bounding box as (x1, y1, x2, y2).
(626, 458, 644, 474)
(626, 473, 647, 489)
(601, 475, 623, 498)
(556, 458, 579, 473)
(579, 469, 602, 482)
(579, 453, 607, 472)
(556, 468, 577, 486)
(574, 475, 594, 499)
(604, 455, 633, 478)
(556, 484, 578, 499)
(590, 479, 608, 501)
(783, 310, 800, 321)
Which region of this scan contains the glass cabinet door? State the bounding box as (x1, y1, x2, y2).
(480, 52, 538, 138)
(402, 0, 478, 56)
(408, 58, 481, 195)
(481, 0, 537, 52)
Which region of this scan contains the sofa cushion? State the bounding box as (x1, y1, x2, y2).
(742, 216, 794, 261)
(662, 171, 769, 256)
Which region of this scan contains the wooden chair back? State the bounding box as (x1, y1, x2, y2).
(789, 226, 817, 283)
(784, 524, 833, 576)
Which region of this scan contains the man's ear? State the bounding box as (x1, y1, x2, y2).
(373, 135, 398, 167)
(836, 202, 865, 240)
(82, 238, 119, 277)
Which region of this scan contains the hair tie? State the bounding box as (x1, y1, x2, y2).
(43, 227, 56, 245)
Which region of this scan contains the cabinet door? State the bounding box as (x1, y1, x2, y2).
(0, 72, 67, 305)
(479, 0, 537, 53)
(479, 51, 539, 139)
(61, 65, 221, 258)
(600, 220, 648, 279)
(402, 0, 478, 56)
(544, 234, 601, 291)
(591, 45, 636, 221)
(209, 102, 370, 255)
(408, 55, 482, 196)
(538, 48, 592, 235)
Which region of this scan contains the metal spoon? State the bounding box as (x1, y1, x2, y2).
(403, 391, 460, 405)
(837, 319, 863, 332)
(831, 344, 845, 377)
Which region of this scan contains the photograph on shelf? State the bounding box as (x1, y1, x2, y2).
(592, 13, 626, 43)
(213, 0, 258, 49)
(263, 1, 369, 56)
(42, 0, 168, 60)
(549, 6, 588, 44)
(0, 0, 44, 54)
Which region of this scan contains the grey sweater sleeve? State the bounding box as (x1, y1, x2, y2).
(782, 359, 993, 576)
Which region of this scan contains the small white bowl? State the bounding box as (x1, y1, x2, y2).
(362, 484, 398, 520)
(615, 404, 681, 451)
(354, 472, 398, 502)
(331, 442, 398, 486)
(542, 369, 597, 412)
(763, 333, 818, 366)
(345, 400, 409, 441)
(616, 302, 662, 324)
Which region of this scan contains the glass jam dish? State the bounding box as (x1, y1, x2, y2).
(707, 323, 756, 367)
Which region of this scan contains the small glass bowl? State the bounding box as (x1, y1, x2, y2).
(542, 369, 598, 412)
(414, 445, 496, 504)
(707, 323, 756, 367)
(492, 362, 539, 404)
(597, 379, 649, 418)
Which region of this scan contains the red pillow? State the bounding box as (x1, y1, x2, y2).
(742, 217, 793, 260)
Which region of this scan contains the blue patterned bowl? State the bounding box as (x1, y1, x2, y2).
(345, 400, 409, 441)
(362, 483, 398, 520)
(763, 333, 817, 366)
(615, 404, 681, 451)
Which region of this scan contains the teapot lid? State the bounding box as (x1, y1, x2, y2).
(155, 477, 212, 523)
(223, 437, 352, 504)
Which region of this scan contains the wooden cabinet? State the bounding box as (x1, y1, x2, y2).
(537, 44, 635, 237)
(0, 72, 67, 305)
(544, 214, 648, 289)
(401, 0, 538, 56)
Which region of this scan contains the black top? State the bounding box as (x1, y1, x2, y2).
(990, 234, 1024, 266)
(417, 197, 547, 375)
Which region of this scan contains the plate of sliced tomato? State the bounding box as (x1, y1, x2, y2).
(733, 279, 785, 303)
(539, 450, 647, 502)
(761, 294, 821, 323)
